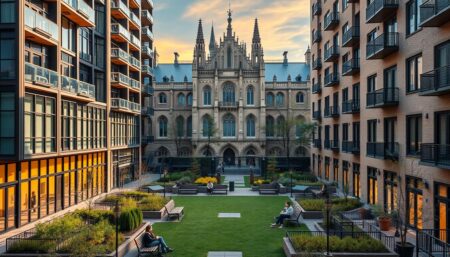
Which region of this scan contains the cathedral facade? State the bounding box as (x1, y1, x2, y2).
(144, 11, 311, 166)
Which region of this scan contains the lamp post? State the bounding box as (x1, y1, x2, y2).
(324, 184, 332, 257)
(163, 168, 168, 198)
(113, 201, 120, 257)
(290, 170, 293, 197)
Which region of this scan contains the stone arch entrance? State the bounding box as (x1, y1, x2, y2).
(223, 148, 235, 166)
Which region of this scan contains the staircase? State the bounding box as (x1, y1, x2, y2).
(223, 166, 261, 175)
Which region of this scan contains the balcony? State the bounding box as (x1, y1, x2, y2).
(129, 11, 141, 30)
(324, 45, 339, 62)
(312, 110, 322, 120)
(111, 23, 130, 43)
(141, 10, 153, 26)
(324, 105, 340, 118)
(129, 56, 141, 71)
(24, 62, 59, 89)
(61, 0, 95, 27)
(366, 0, 399, 23)
(111, 72, 130, 88)
(61, 75, 95, 100)
(111, 0, 130, 20)
(366, 87, 399, 108)
(420, 0, 450, 26)
(129, 77, 141, 91)
(312, 58, 322, 70)
(142, 45, 154, 58)
(129, 102, 141, 113)
(324, 72, 339, 87)
(313, 139, 322, 149)
(330, 140, 340, 151)
(142, 65, 153, 76)
(142, 27, 154, 41)
(313, 2, 322, 15)
(312, 82, 322, 94)
(342, 141, 360, 154)
(342, 26, 360, 47)
(342, 58, 360, 76)
(24, 7, 58, 45)
(129, 34, 141, 51)
(111, 48, 129, 66)
(324, 12, 340, 31)
(141, 106, 154, 116)
(219, 101, 239, 110)
(366, 32, 399, 59)
(111, 98, 131, 111)
(420, 143, 450, 168)
(419, 65, 450, 96)
(367, 142, 399, 160)
(312, 30, 322, 44)
(129, 0, 140, 9)
(142, 0, 153, 9)
(342, 99, 360, 114)
(142, 84, 154, 95)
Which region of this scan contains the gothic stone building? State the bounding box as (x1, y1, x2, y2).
(145, 12, 311, 166)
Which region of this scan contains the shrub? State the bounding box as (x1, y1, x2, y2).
(177, 176, 193, 185)
(35, 215, 84, 239)
(120, 191, 150, 200)
(194, 177, 218, 185)
(7, 239, 57, 253)
(138, 195, 168, 211)
(299, 198, 362, 212)
(73, 209, 114, 224)
(291, 235, 388, 253)
(119, 207, 141, 232)
(277, 176, 295, 186)
(119, 197, 137, 209)
(253, 179, 271, 185)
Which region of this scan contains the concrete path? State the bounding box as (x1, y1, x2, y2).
(222, 175, 246, 188)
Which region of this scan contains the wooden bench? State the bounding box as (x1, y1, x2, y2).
(164, 200, 184, 221)
(284, 203, 303, 226)
(178, 185, 198, 194)
(134, 232, 162, 257)
(211, 184, 228, 195)
(259, 184, 279, 195)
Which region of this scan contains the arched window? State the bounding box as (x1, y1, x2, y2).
(276, 116, 285, 137)
(266, 93, 274, 107)
(276, 92, 284, 106)
(159, 93, 167, 104)
(178, 147, 191, 157)
(157, 147, 169, 157)
(223, 114, 236, 137)
(202, 115, 212, 137)
(176, 116, 184, 137)
(296, 92, 304, 103)
(177, 93, 185, 106)
(187, 93, 193, 106)
(266, 116, 274, 137)
(296, 116, 305, 138)
(246, 115, 256, 137)
(203, 86, 211, 105)
(227, 46, 232, 68)
(223, 83, 235, 103)
(247, 86, 254, 105)
(186, 116, 192, 137)
(158, 116, 168, 137)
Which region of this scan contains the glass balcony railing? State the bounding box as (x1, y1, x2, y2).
(129, 56, 141, 68)
(111, 48, 129, 62)
(111, 0, 130, 17)
(111, 98, 130, 109)
(142, 84, 154, 94)
(142, 65, 153, 75)
(111, 23, 131, 40)
(130, 102, 141, 112)
(77, 0, 95, 23)
(130, 34, 141, 48)
(61, 75, 95, 98)
(129, 78, 141, 90)
(24, 7, 58, 41)
(142, 45, 153, 57)
(25, 62, 59, 88)
(141, 10, 153, 24)
(111, 72, 130, 85)
(142, 27, 154, 40)
(130, 11, 140, 26)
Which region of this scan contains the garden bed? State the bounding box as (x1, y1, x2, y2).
(297, 198, 362, 219)
(141, 199, 175, 219)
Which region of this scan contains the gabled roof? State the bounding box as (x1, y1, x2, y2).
(153, 63, 193, 83)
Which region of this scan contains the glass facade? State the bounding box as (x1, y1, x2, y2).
(0, 92, 15, 155)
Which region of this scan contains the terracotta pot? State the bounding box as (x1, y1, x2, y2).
(378, 216, 392, 231)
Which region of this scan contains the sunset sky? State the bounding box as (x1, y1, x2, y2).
(153, 0, 310, 63)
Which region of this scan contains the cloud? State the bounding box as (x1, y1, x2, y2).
(155, 38, 194, 63)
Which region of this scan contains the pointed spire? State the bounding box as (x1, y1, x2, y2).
(209, 23, 216, 51)
(226, 8, 233, 37)
(252, 18, 261, 44)
(196, 19, 204, 44)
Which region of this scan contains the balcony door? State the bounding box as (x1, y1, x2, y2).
(436, 41, 450, 87)
(384, 118, 397, 157)
(368, 119, 377, 143)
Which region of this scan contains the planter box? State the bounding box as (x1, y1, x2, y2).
(282, 237, 398, 257)
(297, 203, 324, 219)
(141, 199, 174, 220)
(251, 186, 259, 191)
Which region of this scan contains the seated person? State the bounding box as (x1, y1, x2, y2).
(207, 181, 214, 194)
(142, 224, 174, 253)
(271, 201, 294, 228)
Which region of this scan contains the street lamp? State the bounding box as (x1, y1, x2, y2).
(163, 168, 168, 198)
(113, 201, 121, 257)
(290, 170, 293, 197)
(324, 184, 333, 257)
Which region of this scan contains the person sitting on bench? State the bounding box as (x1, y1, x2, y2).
(207, 181, 214, 194)
(142, 224, 174, 253)
(271, 201, 294, 228)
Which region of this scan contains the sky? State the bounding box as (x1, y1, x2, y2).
(153, 0, 310, 63)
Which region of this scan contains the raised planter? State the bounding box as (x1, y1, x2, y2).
(282, 237, 399, 257)
(297, 203, 324, 219)
(251, 185, 259, 191)
(141, 199, 174, 219)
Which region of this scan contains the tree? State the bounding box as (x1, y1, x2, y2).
(266, 158, 278, 180)
(202, 115, 218, 157)
(170, 116, 185, 156)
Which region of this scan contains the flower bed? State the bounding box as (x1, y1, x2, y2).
(298, 198, 362, 212)
(194, 177, 217, 185)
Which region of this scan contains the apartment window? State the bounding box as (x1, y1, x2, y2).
(246, 115, 256, 137)
(384, 66, 397, 89)
(62, 17, 76, 52)
(266, 116, 274, 137)
(333, 159, 339, 183)
(352, 163, 360, 198)
(296, 92, 305, 103)
(276, 92, 284, 106)
(367, 74, 376, 93)
(367, 167, 378, 204)
(342, 161, 349, 189)
(342, 0, 348, 10)
(62, 101, 77, 151)
(434, 183, 450, 241)
(203, 86, 211, 105)
(158, 116, 168, 137)
(223, 114, 236, 137)
(0, 31, 15, 79)
(187, 93, 193, 106)
(352, 122, 360, 148)
(0, 92, 14, 155)
(76, 105, 106, 149)
(95, 4, 105, 35)
(94, 37, 105, 68)
(406, 54, 422, 92)
(384, 171, 398, 213)
(406, 0, 422, 35)
(368, 119, 377, 142)
(202, 115, 211, 137)
(61, 52, 75, 77)
(247, 86, 254, 105)
(80, 28, 92, 62)
(95, 72, 106, 102)
(343, 123, 349, 142)
(24, 93, 55, 154)
(223, 83, 235, 102)
(0, 0, 15, 23)
(367, 29, 377, 43)
(177, 93, 185, 106)
(407, 176, 424, 229)
(187, 116, 192, 137)
(324, 157, 330, 180)
(159, 93, 167, 104)
(406, 115, 422, 155)
(276, 116, 285, 137)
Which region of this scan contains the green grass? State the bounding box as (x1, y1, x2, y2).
(243, 176, 250, 187)
(152, 196, 308, 257)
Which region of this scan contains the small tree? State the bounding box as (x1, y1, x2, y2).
(203, 115, 218, 157)
(191, 158, 201, 177)
(266, 158, 278, 181)
(170, 116, 185, 156)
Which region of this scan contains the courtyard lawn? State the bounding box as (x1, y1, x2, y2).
(152, 196, 307, 257)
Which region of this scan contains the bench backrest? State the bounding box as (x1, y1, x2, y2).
(164, 200, 175, 213)
(214, 184, 228, 189)
(180, 185, 198, 190)
(134, 233, 145, 251)
(259, 184, 276, 189)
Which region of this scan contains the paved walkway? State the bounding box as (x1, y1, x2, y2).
(222, 175, 246, 188)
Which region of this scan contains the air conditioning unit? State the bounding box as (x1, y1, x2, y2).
(34, 75, 50, 87)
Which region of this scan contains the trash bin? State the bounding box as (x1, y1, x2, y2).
(229, 181, 235, 192)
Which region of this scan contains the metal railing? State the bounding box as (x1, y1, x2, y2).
(142, 65, 153, 75)
(342, 58, 360, 74)
(313, 139, 322, 149)
(420, 0, 450, 24)
(313, 2, 322, 15)
(111, 98, 130, 109)
(366, 32, 399, 59)
(330, 140, 340, 150)
(324, 45, 339, 61)
(367, 142, 399, 160)
(420, 143, 450, 167)
(77, 0, 95, 23)
(129, 77, 141, 90)
(142, 84, 154, 94)
(312, 110, 322, 120)
(61, 75, 95, 98)
(342, 99, 360, 113)
(312, 82, 322, 93)
(312, 57, 322, 70)
(366, 0, 399, 22)
(111, 72, 130, 85)
(24, 7, 58, 41)
(342, 141, 360, 153)
(324, 105, 339, 117)
(420, 65, 450, 94)
(111, 0, 130, 17)
(417, 229, 450, 256)
(342, 26, 360, 45)
(366, 87, 399, 107)
(130, 34, 141, 48)
(324, 12, 339, 30)
(142, 45, 154, 57)
(141, 10, 153, 24)
(324, 72, 339, 87)
(24, 62, 59, 88)
(129, 11, 140, 27)
(312, 30, 322, 43)
(142, 26, 154, 40)
(130, 102, 141, 112)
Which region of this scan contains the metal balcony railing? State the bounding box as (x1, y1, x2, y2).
(420, 0, 450, 26)
(366, 87, 399, 108)
(342, 58, 360, 75)
(313, 139, 322, 149)
(142, 84, 154, 94)
(366, 0, 399, 23)
(324, 72, 340, 87)
(141, 10, 154, 24)
(313, 2, 322, 15)
(312, 30, 322, 44)
(129, 102, 141, 112)
(324, 139, 331, 149)
(420, 65, 450, 96)
(141, 107, 154, 116)
(130, 34, 141, 48)
(111, 0, 130, 16)
(330, 140, 340, 151)
(142, 27, 154, 40)
(129, 56, 141, 69)
(312, 110, 322, 120)
(367, 142, 399, 160)
(342, 26, 360, 47)
(312, 58, 322, 70)
(342, 99, 360, 113)
(129, 77, 141, 90)
(142, 45, 154, 57)
(420, 143, 450, 167)
(63, 0, 95, 24)
(111, 98, 129, 109)
(24, 62, 59, 88)
(324, 105, 340, 118)
(142, 65, 153, 75)
(61, 75, 95, 98)
(366, 32, 399, 59)
(324, 45, 339, 62)
(324, 12, 339, 30)
(24, 7, 58, 41)
(312, 82, 322, 94)
(130, 11, 140, 27)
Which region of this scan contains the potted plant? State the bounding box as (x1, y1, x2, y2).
(371, 204, 392, 231)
